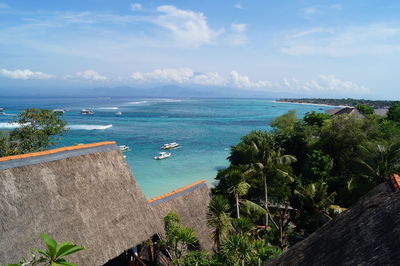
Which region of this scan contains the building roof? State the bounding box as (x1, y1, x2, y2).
(149, 180, 213, 251)
(0, 142, 212, 265)
(267, 181, 400, 266)
(325, 107, 366, 119)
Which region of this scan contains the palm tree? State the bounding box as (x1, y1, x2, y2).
(231, 217, 254, 237)
(223, 166, 251, 218)
(351, 142, 400, 189)
(294, 181, 336, 228)
(221, 234, 253, 266)
(207, 195, 231, 252)
(250, 138, 296, 227)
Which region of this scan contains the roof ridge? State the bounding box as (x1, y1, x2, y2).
(0, 141, 116, 162)
(148, 179, 206, 203)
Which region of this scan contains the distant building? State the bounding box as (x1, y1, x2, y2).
(325, 107, 366, 119)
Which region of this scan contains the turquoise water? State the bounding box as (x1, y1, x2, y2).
(0, 97, 330, 198)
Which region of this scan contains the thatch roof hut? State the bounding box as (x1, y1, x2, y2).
(325, 107, 366, 119)
(267, 181, 400, 266)
(149, 180, 213, 251)
(0, 142, 162, 265)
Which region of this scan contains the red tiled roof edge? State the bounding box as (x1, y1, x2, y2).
(390, 174, 400, 191)
(147, 179, 206, 203)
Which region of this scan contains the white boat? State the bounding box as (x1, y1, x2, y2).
(0, 107, 4, 111)
(80, 109, 94, 115)
(161, 142, 180, 149)
(115, 111, 122, 116)
(0, 112, 5, 116)
(119, 145, 130, 152)
(154, 152, 171, 160)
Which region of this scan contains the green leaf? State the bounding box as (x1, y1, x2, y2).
(55, 242, 74, 258)
(55, 246, 84, 258)
(40, 234, 57, 258)
(32, 248, 50, 258)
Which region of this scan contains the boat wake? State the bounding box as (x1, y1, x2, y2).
(68, 124, 113, 130)
(97, 107, 118, 110)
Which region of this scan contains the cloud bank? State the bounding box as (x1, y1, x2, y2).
(0, 69, 53, 80)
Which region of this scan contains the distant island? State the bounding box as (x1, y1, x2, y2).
(277, 98, 399, 108)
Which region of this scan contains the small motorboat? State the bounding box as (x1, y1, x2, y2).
(119, 145, 130, 152)
(80, 109, 94, 115)
(115, 111, 122, 116)
(154, 152, 171, 160)
(0, 107, 4, 111)
(0, 112, 6, 116)
(161, 142, 180, 149)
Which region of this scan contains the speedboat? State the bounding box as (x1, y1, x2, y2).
(154, 152, 171, 160)
(161, 142, 180, 149)
(0, 112, 5, 115)
(0, 107, 4, 111)
(119, 145, 130, 152)
(80, 109, 94, 115)
(115, 111, 122, 116)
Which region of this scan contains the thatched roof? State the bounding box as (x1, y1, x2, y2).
(325, 107, 366, 119)
(0, 142, 162, 265)
(267, 181, 400, 266)
(149, 180, 213, 251)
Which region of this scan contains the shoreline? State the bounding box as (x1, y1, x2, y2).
(272, 100, 349, 108)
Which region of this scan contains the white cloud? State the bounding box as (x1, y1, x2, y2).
(0, 68, 53, 80)
(282, 24, 400, 57)
(231, 23, 247, 33)
(229, 23, 248, 45)
(131, 68, 227, 86)
(76, 70, 107, 80)
(301, 7, 319, 14)
(131, 3, 142, 11)
(230, 71, 272, 88)
(154, 5, 222, 47)
(234, 3, 243, 9)
(0, 2, 8, 8)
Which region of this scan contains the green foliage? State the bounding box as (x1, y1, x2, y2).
(303, 111, 330, 127)
(6, 234, 84, 266)
(207, 195, 231, 251)
(0, 109, 67, 156)
(387, 103, 400, 122)
(356, 104, 374, 115)
(271, 110, 297, 135)
(163, 212, 198, 265)
(182, 251, 210, 266)
(302, 150, 333, 184)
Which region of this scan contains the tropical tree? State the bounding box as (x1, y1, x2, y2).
(220, 234, 253, 266)
(2, 109, 67, 156)
(206, 195, 231, 252)
(295, 182, 336, 228)
(387, 103, 400, 122)
(250, 240, 281, 266)
(163, 212, 198, 265)
(356, 104, 374, 115)
(231, 217, 254, 237)
(6, 233, 84, 266)
(222, 166, 251, 218)
(250, 138, 296, 227)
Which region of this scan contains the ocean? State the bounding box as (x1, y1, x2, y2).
(0, 97, 330, 198)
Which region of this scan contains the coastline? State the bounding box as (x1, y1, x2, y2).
(272, 100, 349, 108)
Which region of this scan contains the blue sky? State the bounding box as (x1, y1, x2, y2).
(1, 0, 400, 98)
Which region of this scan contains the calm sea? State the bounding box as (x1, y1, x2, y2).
(0, 97, 330, 198)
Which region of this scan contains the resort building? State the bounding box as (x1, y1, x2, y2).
(0, 142, 212, 265)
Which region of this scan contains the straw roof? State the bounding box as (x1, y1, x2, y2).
(149, 180, 213, 251)
(267, 181, 400, 266)
(0, 142, 162, 265)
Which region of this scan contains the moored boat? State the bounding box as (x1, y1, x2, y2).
(80, 109, 94, 115)
(53, 109, 66, 114)
(161, 142, 180, 149)
(154, 152, 171, 160)
(119, 145, 130, 152)
(115, 111, 122, 116)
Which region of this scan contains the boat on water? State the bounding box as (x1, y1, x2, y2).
(161, 142, 180, 149)
(0, 112, 6, 116)
(0, 107, 4, 111)
(80, 109, 94, 115)
(115, 111, 122, 116)
(154, 152, 171, 160)
(119, 145, 130, 152)
(53, 109, 66, 114)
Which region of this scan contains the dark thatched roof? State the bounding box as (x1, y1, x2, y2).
(326, 107, 366, 119)
(267, 182, 400, 266)
(149, 180, 213, 251)
(0, 142, 162, 265)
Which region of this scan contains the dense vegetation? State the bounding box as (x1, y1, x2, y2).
(0, 108, 67, 157)
(188, 105, 400, 265)
(278, 98, 398, 108)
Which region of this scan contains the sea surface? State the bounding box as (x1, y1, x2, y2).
(0, 97, 331, 198)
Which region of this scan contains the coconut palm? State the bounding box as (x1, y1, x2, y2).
(207, 195, 231, 252)
(294, 181, 336, 228)
(221, 234, 253, 266)
(223, 166, 251, 218)
(231, 217, 254, 237)
(250, 138, 296, 227)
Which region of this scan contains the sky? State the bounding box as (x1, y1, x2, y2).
(1, 0, 400, 99)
